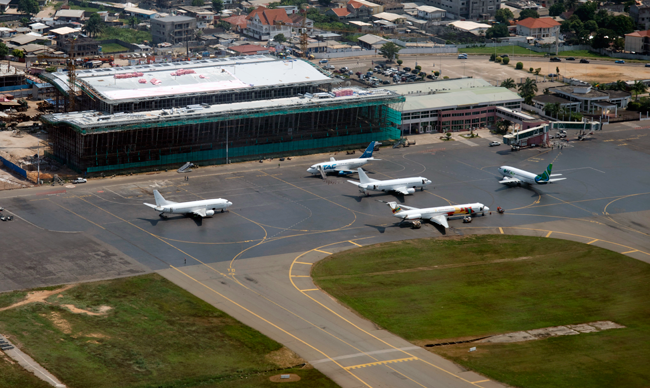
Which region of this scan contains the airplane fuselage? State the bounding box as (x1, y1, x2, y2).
(499, 166, 540, 185)
(159, 199, 232, 214)
(307, 158, 372, 175)
(393, 203, 487, 220)
(359, 177, 431, 194)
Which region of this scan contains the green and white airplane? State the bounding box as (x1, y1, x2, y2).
(498, 163, 566, 186)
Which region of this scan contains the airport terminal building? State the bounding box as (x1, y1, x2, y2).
(40, 56, 404, 173)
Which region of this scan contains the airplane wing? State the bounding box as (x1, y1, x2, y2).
(499, 176, 522, 185)
(392, 186, 410, 195)
(346, 180, 361, 186)
(190, 208, 207, 217)
(144, 203, 158, 209)
(548, 178, 566, 182)
(550, 174, 563, 177)
(397, 204, 419, 210)
(429, 214, 449, 228)
(330, 157, 336, 162)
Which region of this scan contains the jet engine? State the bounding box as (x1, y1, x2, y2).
(205, 210, 215, 217)
(406, 188, 416, 195)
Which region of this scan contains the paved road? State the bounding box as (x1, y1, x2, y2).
(1, 122, 649, 387)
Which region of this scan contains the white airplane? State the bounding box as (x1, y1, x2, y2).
(498, 163, 566, 186)
(347, 168, 431, 196)
(380, 200, 489, 229)
(307, 141, 380, 176)
(144, 190, 232, 218)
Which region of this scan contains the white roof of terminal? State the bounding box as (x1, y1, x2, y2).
(46, 55, 333, 103)
(43, 88, 400, 129)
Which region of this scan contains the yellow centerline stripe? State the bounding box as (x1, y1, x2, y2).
(169, 266, 372, 387)
(345, 357, 418, 370)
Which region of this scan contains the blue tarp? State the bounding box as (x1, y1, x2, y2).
(0, 155, 27, 178)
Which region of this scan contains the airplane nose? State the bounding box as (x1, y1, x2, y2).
(484, 206, 490, 212)
(227, 201, 232, 206)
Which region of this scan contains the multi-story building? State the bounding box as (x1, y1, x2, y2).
(424, 0, 498, 20)
(56, 37, 99, 58)
(244, 7, 293, 41)
(151, 16, 197, 44)
(346, 0, 383, 19)
(630, 2, 650, 31)
(515, 17, 560, 39)
(625, 30, 650, 54)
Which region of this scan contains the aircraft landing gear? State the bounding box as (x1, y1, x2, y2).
(221, 209, 225, 213)
(421, 187, 424, 191)
(159, 213, 167, 218)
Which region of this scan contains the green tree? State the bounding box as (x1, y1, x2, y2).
(607, 15, 635, 36)
(632, 80, 647, 101)
(273, 33, 286, 43)
(486, 23, 509, 39)
(614, 80, 628, 91)
(0, 42, 8, 57)
(495, 8, 514, 24)
(12, 49, 24, 58)
(584, 20, 598, 32)
(212, 0, 224, 13)
(415, 65, 421, 71)
(515, 62, 523, 69)
(500, 78, 516, 88)
(495, 56, 502, 63)
(128, 16, 138, 28)
(84, 13, 104, 38)
(613, 37, 625, 51)
(534, 68, 541, 75)
(574, 1, 597, 22)
(489, 53, 496, 61)
(192, 0, 205, 5)
(592, 28, 615, 49)
(544, 102, 561, 117)
(518, 77, 538, 104)
(434, 70, 440, 76)
(318, 0, 331, 5)
(549, 2, 565, 16)
(502, 57, 510, 65)
(495, 119, 512, 134)
(518, 9, 539, 20)
(17, 0, 39, 15)
(396, 59, 403, 66)
(378, 42, 401, 62)
(565, 0, 578, 10)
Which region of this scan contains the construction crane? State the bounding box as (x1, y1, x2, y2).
(298, 7, 309, 56)
(37, 36, 78, 111)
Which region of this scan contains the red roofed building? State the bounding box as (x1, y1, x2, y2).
(228, 44, 271, 55)
(223, 15, 248, 32)
(245, 6, 293, 41)
(516, 17, 561, 39)
(625, 30, 650, 54)
(327, 7, 353, 20)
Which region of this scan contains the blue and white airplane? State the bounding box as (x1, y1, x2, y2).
(307, 141, 380, 176)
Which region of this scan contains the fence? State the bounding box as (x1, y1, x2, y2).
(313, 46, 457, 59)
(0, 155, 27, 178)
(457, 42, 592, 54)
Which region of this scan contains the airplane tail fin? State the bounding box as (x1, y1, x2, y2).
(357, 168, 375, 185)
(153, 190, 169, 207)
(535, 164, 553, 183)
(359, 141, 376, 159)
(386, 201, 402, 214)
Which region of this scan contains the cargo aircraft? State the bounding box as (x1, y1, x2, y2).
(498, 163, 565, 186)
(348, 168, 431, 196)
(307, 142, 380, 176)
(379, 200, 489, 229)
(144, 190, 232, 218)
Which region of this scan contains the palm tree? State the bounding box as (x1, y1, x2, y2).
(633, 80, 647, 101)
(544, 102, 561, 117)
(500, 78, 516, 89)
(518, 78, 538, 104)
(614, 80, 628, 92)
(565, 0, 577, 10)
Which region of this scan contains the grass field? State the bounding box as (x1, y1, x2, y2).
(0, 274, 337, 388)
(312, 235, 650, 388)
(98, 27, 152, 44)
(462, 45, 616, 60)
(100, 43, 128, 54)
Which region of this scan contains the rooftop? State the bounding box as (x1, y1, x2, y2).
(626, 30, 650, 37)
(331, 8, 351, 17)
(416, 5, 444, 12)
(449, 20, 491, 32)
(55, 9, 85, 18)
(42, 87, 402, 132)
(372, 12, 406, 21)
(43, 56, 334, 104)
(384, 78, 522, 111)
(246, 7, 292, 26)
(531, 94, 573, 104)
(516, 17, 561, 29)
(153, 15, 195, 22)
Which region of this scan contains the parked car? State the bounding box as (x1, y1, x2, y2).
(489, 141, 501, 147)
(418, 71, 426, 77)
(426, 74, 435, 79)
(382, 80, 390, 84)
(403, 67, 412, 72)
(645, 63, 650, 67)
(501, 54, 509, 58)
(458, 53, 467, 59)
(615, 60, 625, 64)
(318, 59, 328, 64)
(566, 57, 575, 60)
(548, 73, 558, 78)
(73, 178, 87, 184)
(580, 59, 590, 63)
(550, 57, 562, 62)
(355, 71, 362, 76)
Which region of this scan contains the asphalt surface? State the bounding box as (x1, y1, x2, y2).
(1, 122, 650, 388)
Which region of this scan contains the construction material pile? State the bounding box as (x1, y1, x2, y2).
(170, 69, 196, 76)
(114, 72, 145, 79)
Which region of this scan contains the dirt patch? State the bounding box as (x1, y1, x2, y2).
(0, 285, 75, 312)
(48, 311, 72, 334)
(269, 373, 301, 383)
(82, 333, 109, 339)
(61, 304, 112, 316)
(265, 347, 305, 368)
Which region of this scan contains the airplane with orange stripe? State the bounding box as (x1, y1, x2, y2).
(379, 200, 489, 228)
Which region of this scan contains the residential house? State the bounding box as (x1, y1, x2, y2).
(223, 15, 248, 32)
(151, 15, 197, 44)
(228, 44, 270, 55)
(288, 13, 313, 34)
(245, 7, 293, 41)
(326, 7, 353, 20)
(29, 23, 48, 34)
(0, 0, 10, 13)
(449, 21, 491, 35)
(54, 9, 85, 23)
(357, 33, 386, 49)
(631, 2, 650, 30)
(347, 0, 383, 20)
(372, 12, 406, 24)
(416, 5, 445, 20)
(516, 17, 560, 39)
(382, 3, 403, 12)
(348, 20, 373, 32)
(179, 6, 215, 29)
(625, 30, 650, 54)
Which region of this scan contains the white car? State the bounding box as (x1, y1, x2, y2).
(72, 178, 87, 184)
(489, 141, 501, 147)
